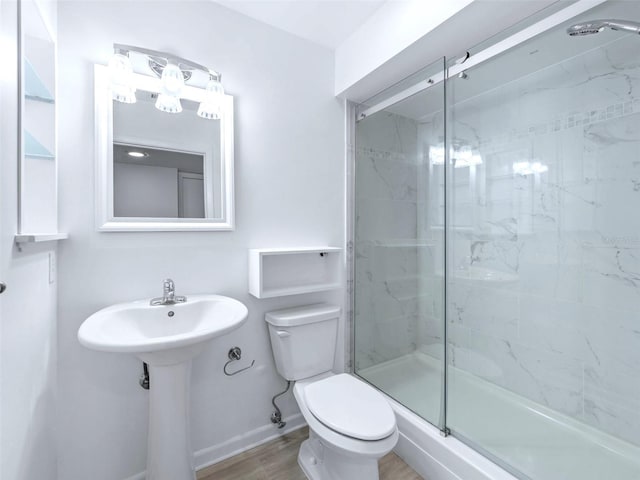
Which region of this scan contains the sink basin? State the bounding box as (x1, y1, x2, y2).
(78, 293, 248, 480)
(78, 294, 248, 361)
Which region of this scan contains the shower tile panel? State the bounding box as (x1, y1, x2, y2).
(355, 113, 418, 158)
(582, 246, 640, 312)
(355, 111, 423, 371)
(584, 362, 640, 447)
(356, 153, 418, 202)
(356, 199, 418, 241)
(462, 331, 584, 418)
(448, 284, 519, 341)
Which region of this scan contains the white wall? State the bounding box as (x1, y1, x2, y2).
(57, 2, 344, 479)
(0, 1, 59, 479)
(335, 0, 473, 96)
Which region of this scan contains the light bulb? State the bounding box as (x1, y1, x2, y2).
(155, 93, 182, 114)
(161, 63, 184, 96)
(197, 78, 224, 120)
(108, 52, 136, 103)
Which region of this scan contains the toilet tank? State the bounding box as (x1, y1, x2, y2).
(265, 304, 340, 381)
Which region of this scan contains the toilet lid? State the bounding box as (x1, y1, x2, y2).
(304, 374, 396, 441)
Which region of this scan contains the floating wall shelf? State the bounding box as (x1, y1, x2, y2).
(15, 233, 68, 252)
(24, 57, 54, 103)
(15, 233, 68, 245)
(249, 247, 342, 298)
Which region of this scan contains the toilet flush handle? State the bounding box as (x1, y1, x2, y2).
(276, 330, 290, 338)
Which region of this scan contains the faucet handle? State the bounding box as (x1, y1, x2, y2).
(163, 278, 174, 291)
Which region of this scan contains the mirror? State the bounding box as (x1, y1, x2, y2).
(95, 64, 234, 231)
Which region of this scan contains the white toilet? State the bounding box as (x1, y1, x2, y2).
(265, 304, 398, 480)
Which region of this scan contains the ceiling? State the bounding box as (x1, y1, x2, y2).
(214, 0, 387, 49)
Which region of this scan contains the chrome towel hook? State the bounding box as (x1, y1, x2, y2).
(223, 346, 255, 376)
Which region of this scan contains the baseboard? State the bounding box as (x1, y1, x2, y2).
(195, 413, 306, 472)
(123, 413, 306, 480)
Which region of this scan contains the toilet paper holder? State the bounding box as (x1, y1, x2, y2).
(223, 346, 255, 376)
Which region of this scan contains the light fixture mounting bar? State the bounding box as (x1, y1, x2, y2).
(113, 43, 221, 81)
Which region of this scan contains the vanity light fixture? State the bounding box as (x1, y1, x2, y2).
(108, 44, 224, 118)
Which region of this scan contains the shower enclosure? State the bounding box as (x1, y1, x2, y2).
(352, 1, 640, 479)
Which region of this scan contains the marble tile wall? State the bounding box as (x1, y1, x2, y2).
(354, 112, 424, 370)
(433, 35, 640, 446)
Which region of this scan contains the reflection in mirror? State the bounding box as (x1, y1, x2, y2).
(113, 144, 205, 218)
(112, 88, 221, 220)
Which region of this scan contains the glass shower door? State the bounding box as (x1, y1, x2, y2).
(353, 58, 447, 429)
(445, 2, 640, 478)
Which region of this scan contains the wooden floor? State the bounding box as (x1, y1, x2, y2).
(197, 427, 423, 480)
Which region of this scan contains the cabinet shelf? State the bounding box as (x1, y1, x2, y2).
(24, 57, 54, 103)
(26, 94, 55, 104)
(249, 247, 342, 298)
(24, 130, 54, 160)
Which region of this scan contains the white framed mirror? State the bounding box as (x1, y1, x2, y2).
(94, 63, 234, 231)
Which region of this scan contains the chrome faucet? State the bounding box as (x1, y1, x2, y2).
(150, 278, 187, 306)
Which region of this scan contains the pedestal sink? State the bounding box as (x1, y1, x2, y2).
(78, 294, 248, 480)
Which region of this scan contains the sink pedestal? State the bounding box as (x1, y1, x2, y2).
(77, 294, 249, 480)
(145, 360, 195, 480)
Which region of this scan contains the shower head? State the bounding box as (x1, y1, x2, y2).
(567, 19, 640, 36)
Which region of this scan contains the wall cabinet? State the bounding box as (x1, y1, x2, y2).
(17, 0, 66, 245)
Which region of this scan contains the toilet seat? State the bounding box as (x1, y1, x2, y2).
(294, 374, 399, 461)
(303, 374, 396, 441)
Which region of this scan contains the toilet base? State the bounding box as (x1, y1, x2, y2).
(298, 430, 380, 480)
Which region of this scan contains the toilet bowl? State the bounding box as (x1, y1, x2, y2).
(265, 304, 398, 480)
(294, 372, 398, 480)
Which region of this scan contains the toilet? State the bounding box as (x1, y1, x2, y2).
(265, 304, 398, 480)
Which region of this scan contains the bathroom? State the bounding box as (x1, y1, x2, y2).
(1, 0, 639, 479)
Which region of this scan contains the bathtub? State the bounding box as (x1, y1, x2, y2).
(387, 396, 517, 480)
(357, 351, 640, 480)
